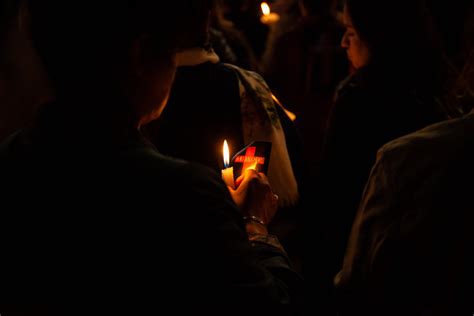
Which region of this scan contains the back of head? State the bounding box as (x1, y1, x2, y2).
(300, 0, 337, 16)
(180, 0, 215, 48)
(28, 0, 204, 96)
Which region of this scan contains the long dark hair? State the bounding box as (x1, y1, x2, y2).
(345, 0, 445, 96)
(300, 0, 337, 16)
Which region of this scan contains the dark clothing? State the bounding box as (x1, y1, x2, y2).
(336, 110, 474, 315)
(145, 61, 304, 188)
(0, 102, 302, 315)
(146, 62, 244, 171)
(309, 69, 448, 313)
(226, 5, 269, 58)
(210, 27, 260, 72)
(262, 14, 348, 182)
(263, 15, 347, 115)
(145, 60, 304, 274)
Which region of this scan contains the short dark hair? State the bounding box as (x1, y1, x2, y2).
(300, 0, 337, 15)
(0, 0, 21, 53)
(28, 1, 199, 93)
(180, 0, 215, 48)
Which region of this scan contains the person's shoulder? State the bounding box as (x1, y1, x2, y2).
(0, 130, 26, 162)
(333, 72, 376, 119)
(138, 148, 240, 218)
(337, 67, 399, 96)
(335, 72, 368, 99)
(378, 112, 474, 170)
(0, 132, 17, 154)
(130, 145, 222, 183)
(126, 146, 232, 203)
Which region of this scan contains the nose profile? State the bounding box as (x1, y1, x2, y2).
(341, 32, 349, 48)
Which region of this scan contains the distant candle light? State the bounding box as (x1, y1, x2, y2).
(261, 2, 270, 15)
(260, 2, 280, 25)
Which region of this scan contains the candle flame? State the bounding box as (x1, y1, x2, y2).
(261, 2, 270, 16)
(223, 140, 230, 168)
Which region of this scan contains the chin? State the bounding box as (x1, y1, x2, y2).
(139, 103, 165, 127)
(351, 62, 362, 70)
(149, 108, 165, 123)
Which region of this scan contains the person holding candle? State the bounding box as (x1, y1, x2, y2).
(143, 0, 304, 274)
(144, 0, 301, 209)
(0, 0, 302, 314)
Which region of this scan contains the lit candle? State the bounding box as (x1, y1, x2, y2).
(260, 2, 280, 25)
(221, 140, 235, 189)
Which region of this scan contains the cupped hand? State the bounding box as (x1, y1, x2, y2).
(228, 169, 278, 225)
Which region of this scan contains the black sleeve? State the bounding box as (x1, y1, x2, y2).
(309, 86, 381, 312)
(185, 164, 304, 315)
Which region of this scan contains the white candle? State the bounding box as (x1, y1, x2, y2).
(221, 140, 235, 188)
(260, 2, 280, 25)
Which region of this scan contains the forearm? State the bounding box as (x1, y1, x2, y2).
(189, 165, 303, 312)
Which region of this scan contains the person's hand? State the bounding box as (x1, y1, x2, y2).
(228, 169, 278, 226)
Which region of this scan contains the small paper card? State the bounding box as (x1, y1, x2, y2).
(231, 141, 272, 180)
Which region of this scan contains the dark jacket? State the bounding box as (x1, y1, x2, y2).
(336, 110, 474, 315)
(308, 69, 448, 313)
(145, 62, 244, 171)
(146, 61, 302, 178)
(0, 102, 302, 315)
(145, 61, 304, 272)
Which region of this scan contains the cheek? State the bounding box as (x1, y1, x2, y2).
(147, 75, 173, 118)
(357, 43, 370, 67)
(156, 67, 175, 104)
(138, 63, 177, 125)
(154, 66, 177, 109)
(351, 39, 370, 68)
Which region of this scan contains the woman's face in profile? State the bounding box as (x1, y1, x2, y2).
(341, 5, 370, 69)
